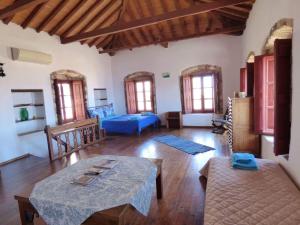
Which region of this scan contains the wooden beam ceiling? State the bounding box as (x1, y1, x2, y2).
(61, 0, 252, 44)
(0, 0, 48, 20)
(36, 0, 68, 32)
(99, 25, 245, 53)
(49, 0, 87, 36)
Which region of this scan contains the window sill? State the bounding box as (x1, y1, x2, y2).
(262, 135, 274, 143)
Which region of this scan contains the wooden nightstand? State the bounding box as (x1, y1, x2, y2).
(166, 111, 182, 129)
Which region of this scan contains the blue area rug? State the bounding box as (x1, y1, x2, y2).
(153, 135, 215, 155)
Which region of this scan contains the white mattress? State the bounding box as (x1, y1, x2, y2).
(201, 157, 300, 225)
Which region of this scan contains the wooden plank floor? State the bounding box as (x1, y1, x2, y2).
(0, 128, 229, 225)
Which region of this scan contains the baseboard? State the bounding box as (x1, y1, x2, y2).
(0, 153, 30, 166)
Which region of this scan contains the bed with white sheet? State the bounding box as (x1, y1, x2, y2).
(201, 157, 300, 225)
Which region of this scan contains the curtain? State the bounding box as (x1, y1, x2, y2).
(213, 72, 223, 114)
(125, 80, 137, 114)
(181, 76, 193, 114)
(274, 39, 292, 156)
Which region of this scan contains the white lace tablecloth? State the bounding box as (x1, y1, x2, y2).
(29, 155, 157, 225)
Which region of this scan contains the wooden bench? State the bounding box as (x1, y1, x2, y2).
(15, 158, 163, 225)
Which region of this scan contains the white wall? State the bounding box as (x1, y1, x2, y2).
(241, 0, 300, 186)
(111, 35, 242, 125)
(0, 22, 113, 163)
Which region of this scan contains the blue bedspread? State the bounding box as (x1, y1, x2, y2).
(102, 114, 160, 135)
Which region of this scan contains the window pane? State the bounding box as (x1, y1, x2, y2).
(204, 99, 213, 110)
(146, 101, 152, 110)
(62, 83, 71, 95)
(204, 88, 213, 99)
(192, 77, 201, 88)
(203, 76, 213, 88)
(136, 82, 143, 92)
(65, 108, 73, 119)
(193, 100, 202, 110)
(193, 89, 201, 100)
(137, 92, 144, 101)
(137, 101, 144, 111)
(144, 81, 151, 91)
(145, 91, 151, 101)
(64, 96, 72, 107)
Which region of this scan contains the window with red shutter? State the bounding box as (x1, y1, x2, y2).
(274, 39, 292, 156)
(54, 79, 86, 124)
(254, 55, 275, 135)
(263, 56, 275, 134)
(124, 72, 156, 114)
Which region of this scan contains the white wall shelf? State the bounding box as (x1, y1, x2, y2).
(94, 88, 108, 106)
(11, 89, 46, 136)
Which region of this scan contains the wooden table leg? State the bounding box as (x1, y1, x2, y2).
(156, 173, 163, 199)
(17, 200, 34, 225)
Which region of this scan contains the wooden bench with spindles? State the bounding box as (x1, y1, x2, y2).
(45, 118, 105, 161)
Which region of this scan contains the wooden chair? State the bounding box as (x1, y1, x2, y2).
(45, 117, 105, 161)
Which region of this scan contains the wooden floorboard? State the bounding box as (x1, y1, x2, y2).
(0, 128, 229, 225)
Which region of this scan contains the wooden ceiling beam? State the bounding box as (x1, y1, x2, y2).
(0, 0, 48, 20)
(49, 0, 87, 36)
(3, 15, 14, 24)
(21, 3, 45, 29)
(134, 0, 155, 42)
(174, 1, 189, 36)
(218, 8, 248, 19)
(99, 25, 245, 54)
(36, 0, 69, 32)
(61, 0, 251, 44)
(77, 0, 120, 45)
(215, 10, 245, 22)
(61, 1, 100, 37)
(81, 1, 122, 45)
(125, 1, 148, 44)
(160, 0, 177, 38)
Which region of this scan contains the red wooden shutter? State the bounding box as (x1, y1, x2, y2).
(274, 39, 292, 156)
(254, 55, 264, 133)
(240, 68, 247, 92)
(263, 56, 275, 134)
(72, 80, 86, 121)
(125, 81, 137, 114)
(246, 63, 254, 97)
(182, 76, 193, 114)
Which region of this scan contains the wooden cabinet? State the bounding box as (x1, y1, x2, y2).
(227, 97, 260, 157)
(166, 111, 182, 129)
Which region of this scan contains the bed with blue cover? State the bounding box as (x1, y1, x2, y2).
(87, 104, 160, 135)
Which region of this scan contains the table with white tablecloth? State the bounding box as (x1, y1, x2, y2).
(29, 155, 157, 225)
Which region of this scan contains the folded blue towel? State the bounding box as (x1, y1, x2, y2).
(232, 153, 255, 163)
(231, 153, 258, 170)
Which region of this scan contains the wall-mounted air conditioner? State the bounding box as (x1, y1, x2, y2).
(11, 47, 52, 65)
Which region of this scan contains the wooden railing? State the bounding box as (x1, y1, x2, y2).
(45, 118, 105, 161)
